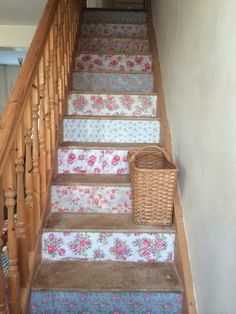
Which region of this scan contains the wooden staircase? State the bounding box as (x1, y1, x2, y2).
(30, 7, 183, 313)
(0, 1, 196, 313)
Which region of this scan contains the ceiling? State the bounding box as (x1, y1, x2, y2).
(0, 0, 47, 25)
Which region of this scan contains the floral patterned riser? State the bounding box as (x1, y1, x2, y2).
(31, 291, 183, 314)
(51, 185, 132, 214)
(75, 53, 152, 72)
(42, 232, 175, 262)
(63, 119, 160, 143)
(58, 149, 129, 175)
(78, 38, 150, 53)
(68, 94, 157, 117)
(81, 23, 147, 38)
(83, 10, 147, 23)
(68, 93, 157, 116)
(72, 72, 154, 93)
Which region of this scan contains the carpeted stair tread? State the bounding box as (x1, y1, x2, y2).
(43, 213, 175, 233)
(32, 261, 182, 292)
(64, 115, 159, 120)
(59, 142, 159, 149)
(53, 174, 130, 186)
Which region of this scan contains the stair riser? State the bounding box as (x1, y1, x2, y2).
(78, 38, 150, 53)
(58, 149, 129, 175)
(63, 119, 160, 143)
(81, 23, 147, 38)
(68, 93, 157, 116)
(31, 291, 183, 314)
(75, 53, 152, 72)
(51, 185, 132, 214)
(83, 10, 147, 23)
(72, 72, 154, 93)
(42, 232, 175, 262)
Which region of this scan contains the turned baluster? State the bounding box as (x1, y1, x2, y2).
(32, 77, 42, 221)
(49, 27, 57, 153)
(44, 40, 52, 173)
(0, 178, 7, 314)
(53, 16, 60, 131)
(56, 7, 64, 118)
(3, 151, 21, 313)
(38, 58, 47, 201)
(59, 1, 66, 98)
(24, 99, 35, 251)
(15, 122, 29, 287)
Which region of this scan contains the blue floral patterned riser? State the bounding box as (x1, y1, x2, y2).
(83, 10, 147, 24)
(31, 291, 183, 314)
(72, 72, 154, 93)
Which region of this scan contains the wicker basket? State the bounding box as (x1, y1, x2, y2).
(129, 145, 178, 226)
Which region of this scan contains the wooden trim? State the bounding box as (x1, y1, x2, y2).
(146, 1, 197, 313)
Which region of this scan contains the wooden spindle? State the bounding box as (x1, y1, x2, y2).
(16, 122, 29, 288)
(0, 178, 7, 314)
(49, 27, 56, 153)
(53, 16, 60, 131)
(32, 77, 42, 221)
(24, 99, 35, 252)
(38, 58, 47, 202)
(44, 40, 52, 172)
(3, 150, 21, 313)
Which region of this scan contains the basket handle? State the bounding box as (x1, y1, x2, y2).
(129, 145, 171, 163)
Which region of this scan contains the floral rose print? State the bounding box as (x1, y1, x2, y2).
(42, 232, 175, 262)
(78, 37, 150, 53)
(68, 93, 157, 116)
(31, 291, 183, 314)
(75, 53, 152, 72)
(69, 233, 92, 256)
(72, 72, 154, 93)
(43, 233, 65, 258)
(110, 239, 131, 261)
(63, 119, 160, 143)
(57, 149, 129, 175)
(81, 23, 147, 38)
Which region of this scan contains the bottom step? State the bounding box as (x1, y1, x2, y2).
(31, 261, 183, 313)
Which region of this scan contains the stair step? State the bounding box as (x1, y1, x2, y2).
(57, 143, 158, 175)
(78, 37, 150, 53)
(51, 174, 132, 214)
(82, 9, 147, 24)
(31, 262, 183, 313)
(81, 23, 147, 38)
(68, 92, 157, 116)
(72, 71, 154, 93)
(75, 53, 152, 72)
(42, 213, 175, 262)
(63, 117, 160, 143)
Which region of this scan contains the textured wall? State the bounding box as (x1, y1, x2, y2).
(151, 1, 236, 313)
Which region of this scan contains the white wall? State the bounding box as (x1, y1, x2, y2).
(0, 65, 19, 114)
(0, 25, 36, 48)
(152, 1, 236, 313)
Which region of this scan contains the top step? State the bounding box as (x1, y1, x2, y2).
(82, 9, 147, 24)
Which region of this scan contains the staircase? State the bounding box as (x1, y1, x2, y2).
(30, 8, 183, 313)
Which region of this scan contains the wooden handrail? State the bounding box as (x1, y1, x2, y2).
(0, 0, 82, 312)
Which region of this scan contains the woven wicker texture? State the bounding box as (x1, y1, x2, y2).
(129, 146, 178, 225)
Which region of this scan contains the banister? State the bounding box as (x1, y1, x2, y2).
(0, 0, 59, 173)
(0, 0, 81, 312)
